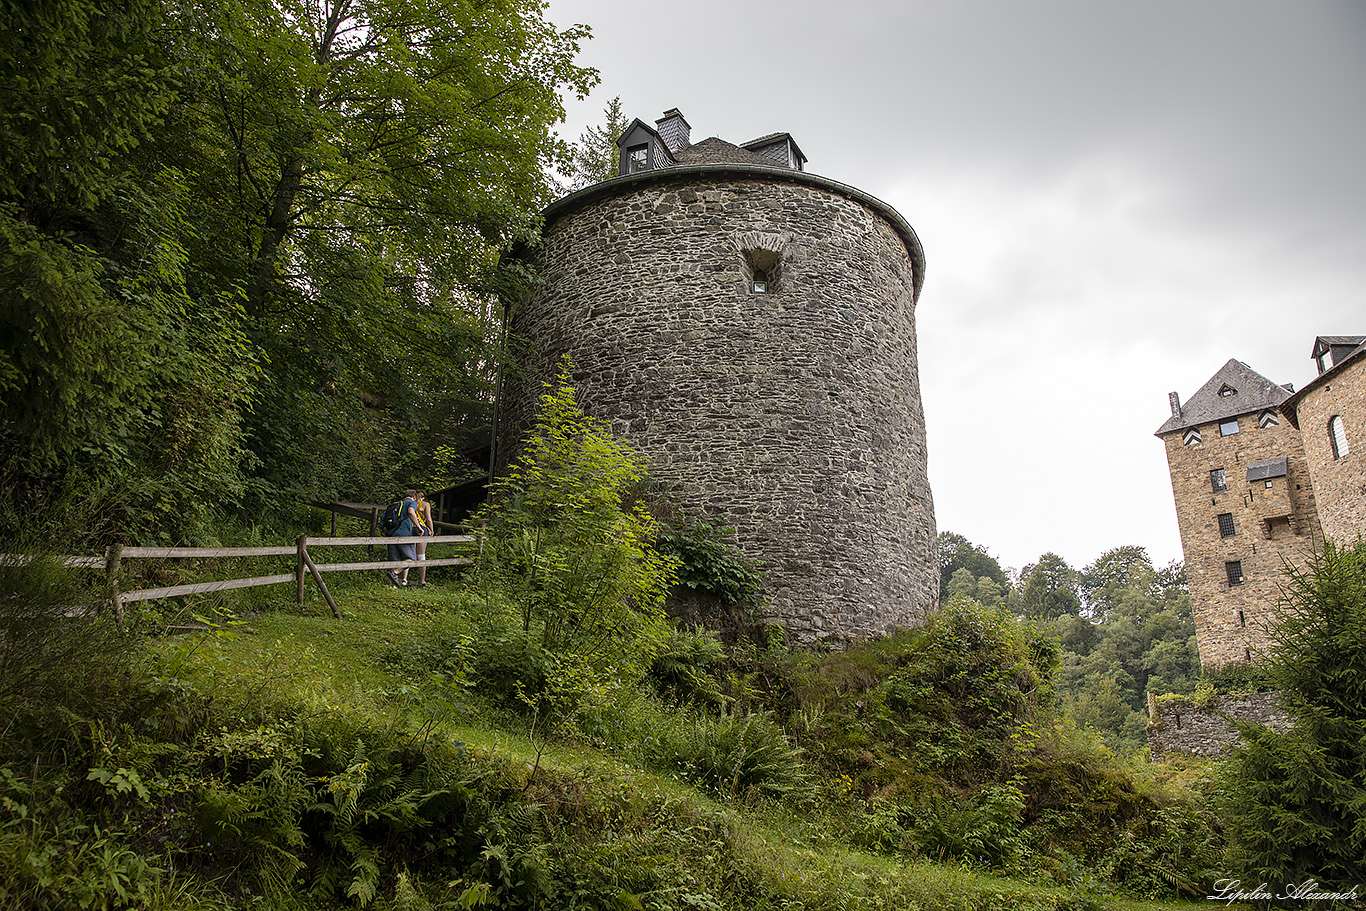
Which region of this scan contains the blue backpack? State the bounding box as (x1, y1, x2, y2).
(380, 500, 404, 533)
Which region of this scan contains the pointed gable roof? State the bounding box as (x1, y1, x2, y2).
(1155, 359, 1292, 436)
(1281, 335, 1366, 428)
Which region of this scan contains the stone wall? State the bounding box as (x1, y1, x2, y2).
(1146, 691, 1291, 759)
(1161, 415, 1321, 667)
(1294, 359, 1366, 545)
(500, 171, 937, 643)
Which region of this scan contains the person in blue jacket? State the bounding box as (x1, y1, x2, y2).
(386, 489, 422, 587)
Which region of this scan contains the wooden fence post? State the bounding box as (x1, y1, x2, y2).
(296, 535, 308, 604)
(105, 543, 125, 627)
(368, 507, 379, 557)
(297, 536, 341, 619)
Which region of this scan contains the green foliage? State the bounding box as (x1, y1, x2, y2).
(937, 531, 1009, 605)
(1021, 553, 1081, 620)
(656, 518, 763, 606)
(1216, 539, 1366, 887)
(0, 543, 140, 721)
(649, 711, 810, 800)
(565, 95, 629, 190)
(1049, 548, 1199, 751)
(472, 367, 678, 707)
(648, 625, 731, 709)
(887, 601, 1053, 765)
(1196, 660, 1273, 695)
(1, 0, 598, 539)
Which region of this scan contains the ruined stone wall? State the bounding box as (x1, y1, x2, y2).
(1147, 691, 1291, 759)
(1161, 415, 1321, 668)
(1293, 360, 1366, 545)
(500, 173, 937, 642)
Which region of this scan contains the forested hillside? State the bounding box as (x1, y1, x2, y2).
(940, 535, 1200, 752)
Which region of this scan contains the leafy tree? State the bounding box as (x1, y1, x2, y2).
(566, 95, 628, 190)
(472, 366, 678, 701)
(1217, 539, 1366, 886)
(1, 0, 599, 536)
(0, 0, 259, 538)
(938, 531, 1008, 605)
(1020, 552, 1080, 620)
(169, 0, 596, 503)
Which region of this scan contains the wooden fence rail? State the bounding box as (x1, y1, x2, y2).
(13, 534, 478, 622)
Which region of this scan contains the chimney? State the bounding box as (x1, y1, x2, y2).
(655, 108, 691, 153)
(1168, 392, 1181, 418)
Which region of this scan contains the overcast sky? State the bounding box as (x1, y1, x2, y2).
(543, 0, 1366, 577)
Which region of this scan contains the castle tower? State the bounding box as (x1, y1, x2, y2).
(1156, 359, 1322, 667)
(498, 109, 937, 642)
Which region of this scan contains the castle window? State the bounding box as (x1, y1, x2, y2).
(1258, 409, 1280, 429)
(1238, 609, 1246, 627)
(1329, 415, 1349, 459)
(1218, 513, 1236, 537)
(740, 243, 784, 295)
(1219, 418, 1240, 436)
(1211, 468, 1227, 493)
(1226, 561, 1244, 586)
(1183, 428, 1202, 446)
(1218, 384, 1237, 397)
(627, 144, 649, 174)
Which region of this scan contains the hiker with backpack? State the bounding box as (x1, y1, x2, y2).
(414, 490, 434, 587)
(380, 489, 424, 587)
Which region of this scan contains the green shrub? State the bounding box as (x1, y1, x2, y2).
(909, 782, 1030, 869)
(648, 624, 730, 709)
(655, 517, 763, 605)
(471, 366, 677, 705)
(650, 710, 810, 800)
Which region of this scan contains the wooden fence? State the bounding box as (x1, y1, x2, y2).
(38, 534, 477, 621)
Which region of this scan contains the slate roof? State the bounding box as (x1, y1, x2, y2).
(741, 131, 808, 164)
(1155, 358, 1292, 436)
(1246, 456, 1288, 482)
(672, 137, 784, 168)
(1314, 335, 1366, 350)
(1280, 336, 1366, 428)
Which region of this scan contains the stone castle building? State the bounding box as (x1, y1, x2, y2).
(1156, 335, 1365, 668)
(497, 108, 938, 642)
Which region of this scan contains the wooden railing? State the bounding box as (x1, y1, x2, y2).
(34, 534, 477, 621)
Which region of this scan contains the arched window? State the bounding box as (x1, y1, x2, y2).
(1329, 415, 1350, 459)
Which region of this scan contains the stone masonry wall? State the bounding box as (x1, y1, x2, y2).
(500, 175, 937, 642)
(1294, 361, 1366, 545)
(1162, 416, 1321, 668)
(1147, 691, 1290, 759)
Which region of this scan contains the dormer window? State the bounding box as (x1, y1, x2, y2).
(627, 144, 649, 174)
(1218, 384, 1237, 397)
(751, 276, 769, 294)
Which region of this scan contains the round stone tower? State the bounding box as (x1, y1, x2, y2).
(498, 111, 937, 642)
